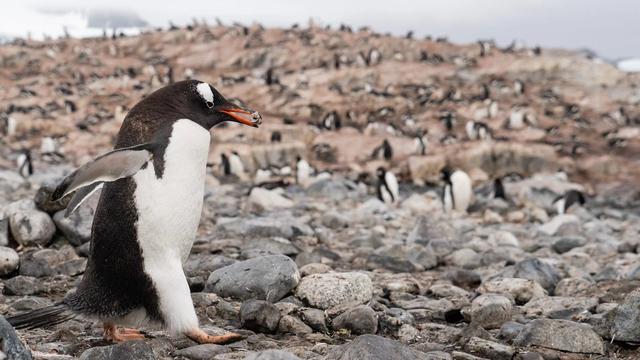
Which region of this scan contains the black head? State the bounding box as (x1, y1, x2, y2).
(124, 80, 261, 136)
(441, 167, 452, 183)
(376, 167, 386, 180)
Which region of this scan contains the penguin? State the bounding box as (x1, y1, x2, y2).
(376, 167, 399, 204)
(493, 178, 506, 200)
(17, 149, 33, 178)
(220, 153, 231, 176)
(229, 151, 246, 179)
(270, 130, 282, 143)
(321, 111, 341, 130)
(442, 168, 473, 213)
(552, 189, 586, 215)
(7, 80, 261, 344)
(371, 139, 393, 160)
(440, 111, 456, 132)
(414, 130, 428, 155)
(465, 120, 492, 140)
(296, 156, 311, 186)
(513, 80, 525, 95)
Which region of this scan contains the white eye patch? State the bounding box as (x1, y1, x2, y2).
(196, 82, 214, 106)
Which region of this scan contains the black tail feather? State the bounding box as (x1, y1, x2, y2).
(6, 303, 75, 330)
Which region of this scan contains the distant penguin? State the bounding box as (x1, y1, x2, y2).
(376, 167, 399, 204)
(372, 139, 393, 160)
(440, 111, 456, 132)
(7, 80, 261, 344)
(17, 149, 33, 178)
(296, 156, 311, 186)
(493, 178, 506, 200)
(414, 130, 428, 155)
(220, 153, 231, 176)
(465, 120, 492, 140)
(321, 111, 341, 130)
(552, 190, 586, 214)
(442, 169, 473, 213)
(514, 80, 525, 95)
(271, 130, 282, 143)
(229, 151, 245, 178)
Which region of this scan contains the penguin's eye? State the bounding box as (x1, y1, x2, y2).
(206, 101, 214, 108)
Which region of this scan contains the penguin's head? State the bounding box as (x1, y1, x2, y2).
(376, 167, 386, 180)
(440, 167, 452, 184)
(145, 80, 262, 130)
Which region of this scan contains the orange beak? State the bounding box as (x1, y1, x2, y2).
(219, 106, 262, 128)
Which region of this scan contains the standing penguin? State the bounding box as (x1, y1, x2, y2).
(16, 149, 33, 178)
(465, 120, 492, 140)
(220, 153, 231, 176)
(493, 178, 506, 200)
(296, 156, 311, 186)
(371, 139, 393, 160)
(442, 168, 473, 213)
(7, 80, 261, 344)
(552, 189, 586, 214)
(228, 151, 246, 179)
(376, 167, 399, 204)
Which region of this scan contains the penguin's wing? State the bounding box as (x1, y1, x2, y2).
(53, 143, 155, 205)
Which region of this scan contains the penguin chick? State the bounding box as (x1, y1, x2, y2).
(7, 80, 261, 345)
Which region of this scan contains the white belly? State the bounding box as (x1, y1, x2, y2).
(131, 119, 210, 333)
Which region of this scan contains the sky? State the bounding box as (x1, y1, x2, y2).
(1, 0, 639, 60)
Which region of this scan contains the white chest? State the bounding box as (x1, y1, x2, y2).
(133, 119, 211, 264)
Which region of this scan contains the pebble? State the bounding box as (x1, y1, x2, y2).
(173, 344, 230, 359)
(277, 315, 313, 335)
(513, 318, 604, 355)
(240, 299, 281, 333)
(295, 272, 373, 310)
(244, 349, 302, 360)
(470, 294, 513, 329)
(331, 305, 378, 335)
(325, 334, 436, 359)
(477, 278, 546, 305)
(6, 200, 56, 247)
(78, 341, 156, 360)
(0, 246, 20, 276)
(247, 187, 294, 213)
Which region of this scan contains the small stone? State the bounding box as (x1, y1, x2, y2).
(321, 211, 349, 229)
(498, 321, 524, 341)
(299, 308, 328, 333)
(331, 305, 378, 335)
(0, 316, 32, 360)
(205, 255, 300, 302)
(554, 277, 592, 297)
(52, 202, 96, 246)
(464, 337, 514, 360)
(538, 214, 580, 236)
(240, 299, 281, 333)
(511, 258, 560, 293)
(33, 183, 70, 213)
(19, 246, 81, 277)
(299, 263, 332, 277)
(470, 294, 512, 329)
(0, 218, 9, 247)
(447, 269, 482, 289)
(4, 275, 42, 296)
(173, 344, 230, 359)
(513, 319, 604, 354)
(245, 349, 302, 360)
(295, 272, 373, 310)
(217, 215, 313, 239)
(608, 287, 640, 342)
(8, 200, 56, 247)
(0, 246, 20, 276)
(247, 187, 294, 213)
(551, 236, 586, 254)
(78, 340, 156, 360)
(477, 278, 546, 305)
(240, 237, 300, 259)
(522, 296, 598, 319)
(278, 315, 312, 335)
(325, 334, 434, 360)
(445, 249, 481, 269)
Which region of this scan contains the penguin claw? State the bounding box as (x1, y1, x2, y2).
(103, 323, 146, 342)
(185, 328, 244, 344)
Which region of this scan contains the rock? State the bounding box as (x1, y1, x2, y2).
(205, 255, 299, 302)
(247, 187, 294, 212)
(217, 215, 312, 239)
(513, 319, 604, 355)
(299, 307, 328, 333)
(321, 210, 349, 229)
(78, 341, 156, 360)
(184, 254, 236, 278)
(498, 321, 524, 341)
(367, 244, 438, 272)
(401, 193, 443, 214)
(406, 216, 457, 246)
(295, 272, 373, 310)
(299, 263, 332, 277)
(0, 316, 32, 360)
(19, 246, 85, 277)
(0, 218, 9, 247)
(240, 237, 300, 259)
(390, 294, 453, 322)
(477, 278, 546, 305)
(277, 315, 312, 335)
(4, 275, 42, 295)
(173, 344, 230, 359)
(33, 183, 70, 213)
(52, 195, 97, 245)
(538, 214, 580, 236)
(7, 200, 56, 247)
(551, 236, 586, 254)
(553, 277, 592, 297)
(470, 294, 512, 329)
(608, 287, 640, 342)
(447, 269, 482, 289)
(0, 246, 20, 276)
(464, 337, 514, 360)
(331, 305, 378, 335)
(509, 258, 560, 294)
(325, 334, 435, 360)
(240, 299, 281, 333)
(445, 249, 481, 269)
(245, 349, 302, 360)
(522, 296, 598, 319)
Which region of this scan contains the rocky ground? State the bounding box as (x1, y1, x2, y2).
(0, 22, 639, 360)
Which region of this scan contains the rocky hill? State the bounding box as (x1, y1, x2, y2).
(0, 23, 639, 359)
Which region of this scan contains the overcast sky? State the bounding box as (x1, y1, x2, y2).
(2, 0, 639, 60)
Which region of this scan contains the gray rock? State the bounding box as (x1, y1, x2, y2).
(307, 179, 353, 200)
(407, 216, 457, 247)
(554, 277, 592, 297)
(240, 299, 281, 333)
(332, 305, 378, 335)
(510, 258, 560, 294)
(0, 218, 9, 247)
(0, 316, 32, 360)
(4, 275, 42, 296)
(247, 187, 293, 213)
(173, 344, 230, 359)
(299, 307, 328, 333)
(217, 215, 312, 239)
(321, 210, 349, 229)
(184, 254, 236, 277)
(325, 334, 435, 360)
(11, 296, 53, 311)
(205, 255, 300, 302)
(19, 246, 87, 277)
(513, 319, 604, 354)
(52, 196, 97, 245)
(551, 236, 586, 254)
(0, 246, 19, 276)
(445, 249, 481, 269)
(464, 337, 514, 360)
(447, 269, 482, 289)
(390, 294, 453, 322)
(277, 315, 312, 335)
(7, 200, 56, 247)
(240, 237, 299, 259)
(608, 287, 640, 342)
(78, 341, 156, 360)
(538, 214, 580, 236)
(477, 278, 546, 305)
(244, 349, 302, 360)
(295, 272, 373, 310)
(368, 244, 438, 273)
(498, 321, 524, 341)
(299, 263, 332, 277)
(522, 296, 598, 319)
(470, 294, 512, 329)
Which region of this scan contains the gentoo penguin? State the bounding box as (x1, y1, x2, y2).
(321, 111, 341, 130)
(552, 190, 586, 215)
(414, 129, 428, 155)
(442, 168, 473, 213)
(493, 178, 506, 200)
(513, 80, 525, 95)
(7, 80, 261, 344)
(465, 120, 492, 140)
(376, 167, 399, 204)
(371, 139, 393, 160)
(220, 153, 231, 176)
(296, 156, 311, 186)
(270, 130, 282, 143)
(228, 151, 246, 179)
(17, 149, 33, 178)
